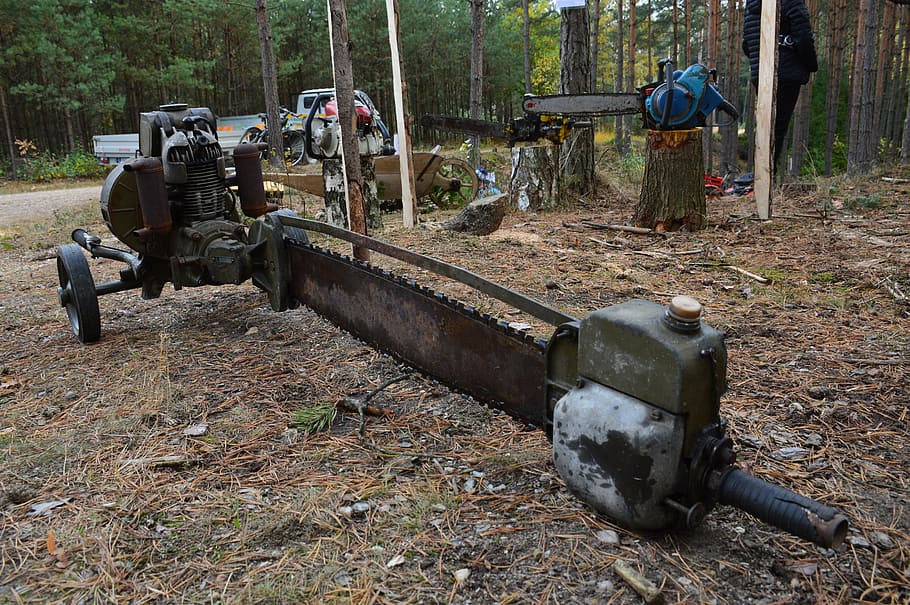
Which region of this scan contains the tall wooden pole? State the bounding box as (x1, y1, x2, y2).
(754, 0, 778, 220)
(385, 0, 418, 227)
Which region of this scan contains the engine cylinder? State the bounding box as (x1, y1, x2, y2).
(123, 157, 172, 238)
(551, 298, 728, 530)
(233, 142, 270, 218)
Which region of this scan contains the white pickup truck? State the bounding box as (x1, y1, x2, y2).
(92, 114, 260, 164)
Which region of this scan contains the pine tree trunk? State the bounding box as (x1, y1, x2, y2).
(790, 0, 816, 179)
(1, 85, 17, 179)
(590, 0, 600, 91)
(684, 0, 692, 64)
(719, 0, 742, 175)
(847, 0, 879, 175)
(635, 129, 706, 231)
(646, 0, 653, 81)
(523, 0, 532, 93)
(469, 0, 484, 169)
(790, 84, 812, 177)
(559, 6, 594, 195)
(255, 0, 282, 170)
(880, 6, 905, 157)
(510, 146, 559, 212)
(896, 23, 910, 162)
(873, 3, 897, 144)
(903, 84, 910, 164)
(615, 1, 625, 154)
(702, 0, 720, 173)
(624, 0, 636, 152)
(882, 19, 910, 159)
(745, 85, 756, 172)
(328, 0, 368, 259)
(672, 0, 679, 65)
(824, 0, 849, 176)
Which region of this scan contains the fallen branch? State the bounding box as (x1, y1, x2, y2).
(628, 248, 705, 259)
(726, 264, 770, 284)
(690, 262, 770, 284)
(883, 277, 907, 303)
(118, 455, 193, 469)
(827, 357, 905, 366)
(337, 398, 394, 419)
(563, 220, 666, 237)
(614, 560, 665, 605)
(628, 250, 672, 259)
(587, 237, 622, 249)
(773, 213, 828, 221)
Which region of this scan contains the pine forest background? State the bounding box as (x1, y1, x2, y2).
(0, 0, 908, 180)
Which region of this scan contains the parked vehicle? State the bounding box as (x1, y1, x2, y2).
(92, 133, 139, 165)
(92, 114, 259, 164)
(237, 107, 308, 167)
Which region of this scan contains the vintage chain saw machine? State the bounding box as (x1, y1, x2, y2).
(421, 60, 740, 145)
(56, 104, 847, 549)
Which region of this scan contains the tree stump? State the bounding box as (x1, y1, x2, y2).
(323, 159, 348, 228)
(442, 194, 507, 235)
(635, 129, 706, 231)
(361, 155, 382, 230)
(509, 146, 559, 211)
(323, 157, 381, 230)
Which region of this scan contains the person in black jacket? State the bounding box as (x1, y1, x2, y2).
(742, 0, 818, 175)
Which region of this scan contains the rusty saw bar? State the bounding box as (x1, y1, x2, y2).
(286, 242, 550, 425)
(277, 215, 576, 327)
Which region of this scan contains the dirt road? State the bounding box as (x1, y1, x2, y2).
(0, 185, 100, 228)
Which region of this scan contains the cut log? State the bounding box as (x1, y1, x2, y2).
(442, 194, 507, 235)
(323, 159, 348, 228)
(635, 129, 706, 231)
(509, 145, 559, 211)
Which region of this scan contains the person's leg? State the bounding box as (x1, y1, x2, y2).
(773, 83, 802, 175)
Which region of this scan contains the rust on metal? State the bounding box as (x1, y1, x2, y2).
(287, 242, 549, 427)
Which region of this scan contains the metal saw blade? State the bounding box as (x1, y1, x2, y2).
(522, 93, 641, 117)
(419, 114, 509, 140)
(287, 241, 549, 427)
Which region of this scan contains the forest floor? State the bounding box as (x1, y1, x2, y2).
(0, 159, 908, 604)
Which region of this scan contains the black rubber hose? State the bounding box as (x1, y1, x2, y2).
(660, 60, 675, 129)
(717, 468, 848, 548)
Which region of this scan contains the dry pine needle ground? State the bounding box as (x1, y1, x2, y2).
(0, 171, 907, 604)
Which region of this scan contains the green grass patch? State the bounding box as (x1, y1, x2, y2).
(809, 271, 838, 284)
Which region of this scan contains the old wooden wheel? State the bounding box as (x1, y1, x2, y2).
(428, 157, 478, 207)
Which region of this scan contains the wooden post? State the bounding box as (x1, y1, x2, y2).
(754, 0, 778, 219)
(635, 129, 706, 231)
(385, 0, 418, 227)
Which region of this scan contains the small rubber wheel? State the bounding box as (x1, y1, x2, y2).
(56, 244, 101, 343)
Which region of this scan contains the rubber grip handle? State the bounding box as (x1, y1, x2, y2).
(717, 468, 848, 548)
(71, 229, 99, 250)
(72, 229, 90, 247)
